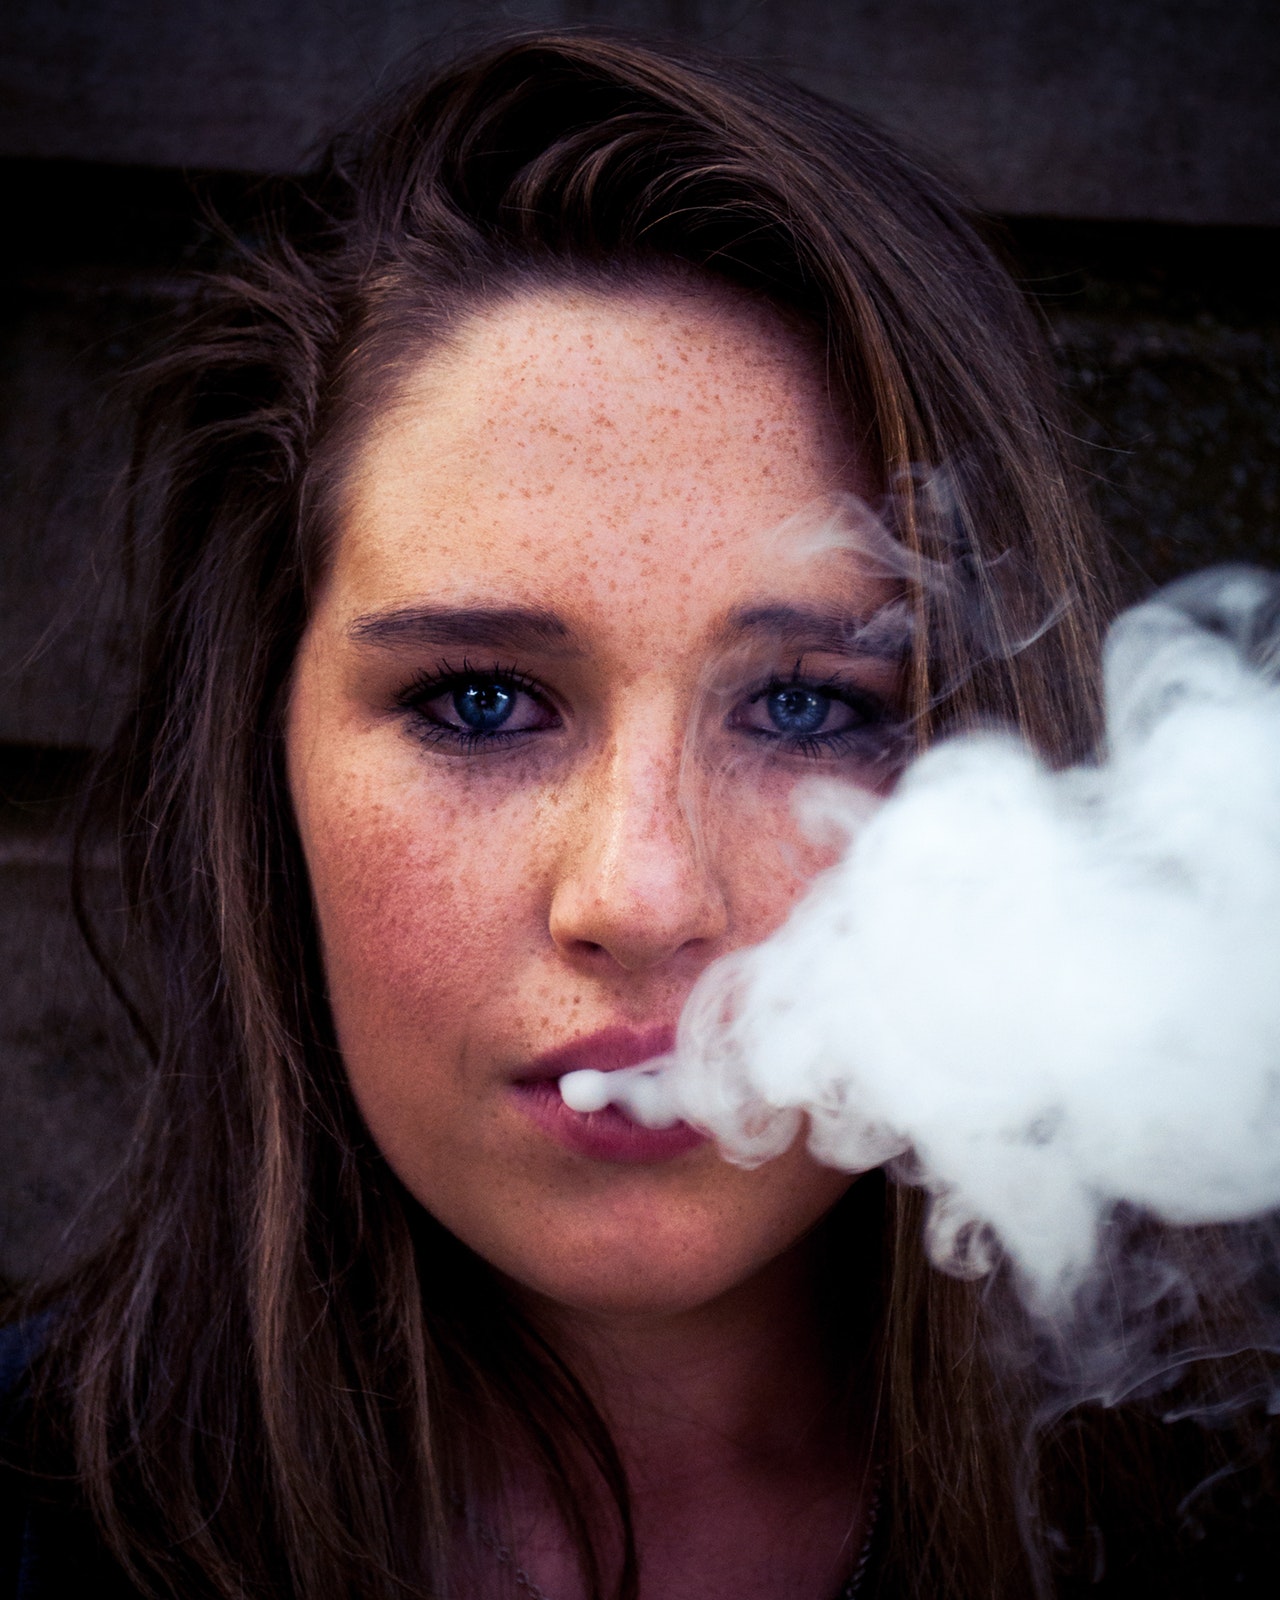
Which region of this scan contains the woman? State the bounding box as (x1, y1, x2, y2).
(1, 28, 1195, 1600)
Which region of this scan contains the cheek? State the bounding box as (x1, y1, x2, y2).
(301, 774, 547, 1093)
(694, 766, 861, 932)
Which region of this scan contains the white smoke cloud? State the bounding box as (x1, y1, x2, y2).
(563, 566, 1280, 1356)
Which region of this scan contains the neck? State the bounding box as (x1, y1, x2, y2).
(481, 1204, 881, 1600)
(537, 1236, 851, 1485)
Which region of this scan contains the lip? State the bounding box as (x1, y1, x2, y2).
(510, 1024, 708, 1163)
(515, 1023, 678, 1084)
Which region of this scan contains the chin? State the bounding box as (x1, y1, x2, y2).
(480, 1209, 823, 1321)
(410, 1144, 855, 1321)
(511, 1255, 771, 1320)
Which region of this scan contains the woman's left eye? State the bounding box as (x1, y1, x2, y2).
(398, 668, 558, 747)
(762, 685, 842, 736)
(734, 678, 889, 752)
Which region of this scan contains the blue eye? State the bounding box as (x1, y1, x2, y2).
(398, 664, 558, 750)
(453, 681, 515, 732)
(734, 672, 899, 762)
(765, 685, 832, 735)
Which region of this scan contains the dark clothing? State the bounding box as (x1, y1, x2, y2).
(2, 1323, 1278, 1598)
(1, 1321, 141, 1598)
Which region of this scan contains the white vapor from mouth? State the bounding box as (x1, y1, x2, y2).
(561, 565, 1280, 1353)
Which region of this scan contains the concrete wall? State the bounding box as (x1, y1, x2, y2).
(1, 0, 1278, 1291)
(4, 0, 1278, 223)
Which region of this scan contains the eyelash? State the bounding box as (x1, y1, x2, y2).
(394, 660, 898, 760)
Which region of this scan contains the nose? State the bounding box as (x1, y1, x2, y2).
(548, 721, 730, 973)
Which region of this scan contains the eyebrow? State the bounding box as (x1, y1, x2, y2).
(348, 604, 579, 655)
(718, 603, 913, 663)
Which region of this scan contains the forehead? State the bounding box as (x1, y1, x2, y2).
(327, 286, 868, 631)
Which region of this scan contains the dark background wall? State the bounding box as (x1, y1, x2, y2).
(2, 0, 1278, 1292)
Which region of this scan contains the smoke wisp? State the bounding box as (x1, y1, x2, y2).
(563, 564, 1280, 1405)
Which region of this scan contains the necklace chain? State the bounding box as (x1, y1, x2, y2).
(473, 1518, 558, 1600)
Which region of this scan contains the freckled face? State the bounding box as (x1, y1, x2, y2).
(286, 287, 899, 1316)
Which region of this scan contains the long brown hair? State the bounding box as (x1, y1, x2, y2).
(30, 30, 1117, 1600)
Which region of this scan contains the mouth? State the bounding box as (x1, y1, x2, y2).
(510, 1023, 708, 1163)
(515, 1023, 678, 1084)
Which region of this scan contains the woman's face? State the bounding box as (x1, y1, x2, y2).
(287, 286, 901, 1318)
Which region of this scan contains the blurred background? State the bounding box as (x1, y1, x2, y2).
(1, 0, 1278, 1296)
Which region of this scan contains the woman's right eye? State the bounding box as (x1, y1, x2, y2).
(399, 669, 559, 748)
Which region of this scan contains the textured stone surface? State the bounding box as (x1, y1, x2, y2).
(1063, 318, 1280, 591)
(1, 0, 1277, 223)
(0, 279, 152, 749)
(1005, 218, 1280, 595)
(0, 160, 235, 750)
(0, 848, 140, 1286)
(0, 749, 141, 1286)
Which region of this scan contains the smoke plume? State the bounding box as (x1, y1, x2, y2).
(563, 564, 1280, 1406)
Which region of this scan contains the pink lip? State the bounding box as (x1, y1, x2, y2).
(510, 1024, 708, 1164)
